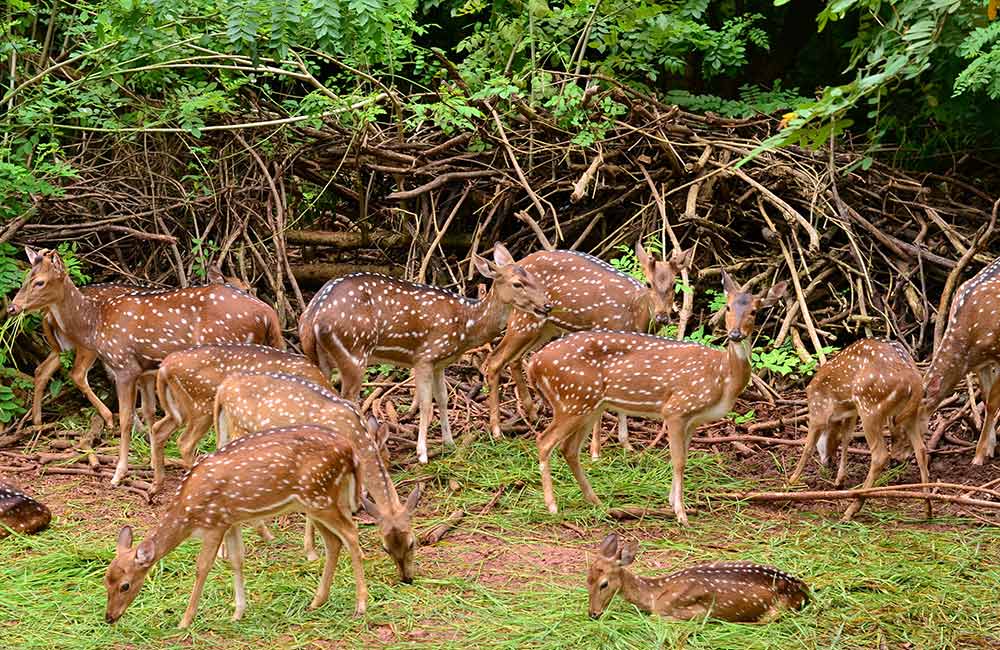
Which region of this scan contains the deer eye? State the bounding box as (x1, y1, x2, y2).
(511, 282, 524, 289)
(599, 580, 609, 590)
(645, 282, 652, 288)
(120, 583, 130, 592)
(33, 280, 45, 288)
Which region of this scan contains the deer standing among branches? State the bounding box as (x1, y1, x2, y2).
(527, 272, 786, 524)
(299, 243, 550, 463)
(789, 338, 931, 521)
(7, 248, 284, 486)
(104, 425, 368, 628)
(483, 244, 693, 458)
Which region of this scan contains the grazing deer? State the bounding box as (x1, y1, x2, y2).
(484, 244, 693, 459)
(0, 482, 52, 538)
(7, 248, 284, 487)
(588, 533, 809, 622)
(32, 283, 157, 430)
(214, 371, 420, 576)
(104, 425, 368, 628)
(527, 272, 786, 524)
(299, 243, 550, 463)
(148, 344, 331, 494)
(790, 339, 931, 521)
(924, 256, 1000, 465)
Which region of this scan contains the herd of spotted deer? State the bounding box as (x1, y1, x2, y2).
(1, 241, 998, 630)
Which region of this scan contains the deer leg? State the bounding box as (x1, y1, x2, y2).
(110, 374, 139, 486)
(484, 325, 540, 440)
(177, 413, 213, 468)
(663, 416, 692, 526)
(789, 412, 825, 485)
(537, 411, 587, 514)
(561, 414, 602, 506)
(180, 529, 225, 628)
(224, 527, 247, 621)
(304, 518, 319, 562)
(31, 350, 63, 426)
(589, 420, 602, 460)
(834, 416, 857, 489)
(414, 364, 435, 464)
(315, 511, 367, 616)
(842, 413, 891, 521)
(149, 414, 177, 496)
(617, 413, 631, 452)
(138, 374, 157, 431)
(431, 367, 453, 448)
(974, 367, 1000, 465)
(69, 348, 114, 429)
(307, 517, 342, 610)
(903, 416, 932, 519)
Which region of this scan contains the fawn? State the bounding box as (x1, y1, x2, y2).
(0, 482, 51, 538)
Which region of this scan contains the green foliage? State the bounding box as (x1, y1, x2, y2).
(663, 83, 812, 118)
(953, 20, 1000, 98)
(727, 408, 756, 424)
(55, 242, 90, 285)
(190, 237, 219, 281)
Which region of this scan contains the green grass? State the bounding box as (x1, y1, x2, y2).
(1, 437, 998, 649)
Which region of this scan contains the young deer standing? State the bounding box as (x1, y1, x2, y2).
(0, 482, 52, 538)
(588, 533, 809, 622)
(7, 248, 284, 486)
(214, 371, 420, 575)
(104, 425, 368, 628)
(483, 244, 693, 458)
(299, 243, 550, 463)
(789, 339, 931, 521)
(527, 272, 786, 524)
(148, 344, 331, 494)
(924, 256, 1000, 465)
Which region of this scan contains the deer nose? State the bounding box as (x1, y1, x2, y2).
(5, 303, 21, 316)
(655, 313, 671, 326)
(542, 303, 552, 314)
(105, 612, 116, 624)
(728, 329, 745, 341)
(589, 611, 600, 620)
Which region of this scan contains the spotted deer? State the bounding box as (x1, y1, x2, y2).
(148, 344, 331, 494)
(527, 272, 786, 524)
(588, 533, 809, 622)
(484, 244, 693, 459)
(7, 248, 284, 486)
(299, 242, 550, 463)
(924, 256, 1000, 465)
(214, 371, 420, 576)
(0, 482, 52, 538)
(31, 283, 156, 430)
(104, 425, 368, 628)
(790, 339, 931, 521)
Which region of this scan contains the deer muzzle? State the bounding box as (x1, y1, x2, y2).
(5, 303, 21, 316)
(655, 312, 671, 327)
(727, 329, 745, 342)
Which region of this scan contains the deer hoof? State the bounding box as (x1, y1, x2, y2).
(305, 550, 320, 562)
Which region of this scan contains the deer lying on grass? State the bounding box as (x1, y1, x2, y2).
(299, 242, 550, 463)
(214, 371, 419, 575)
(528, 271, 786, 523)
(104, 425, 368, 628)
(923, 256, 1000, 465)
(148, 344, 330, 494)
(483, 244, 693, 458)
(0, 483, 51, 538)
(7, 248, 284, 487)
(588, 533, 809, 622)
(790, 338, 932, 521)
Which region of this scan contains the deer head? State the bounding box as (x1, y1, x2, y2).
(104, 526, 156, 624)
(587, 532, 636, 619)
(8, 248, 70, 316)
(637, 243, 693, 327)
(721, 271, 787, 342)
(473, 243, 550, 319)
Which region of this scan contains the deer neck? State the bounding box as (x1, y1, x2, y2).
(629, 289, 654, 332)
(460, 287, 512, 349)
(722, 339, 752, 400)
(49, 280, 99, 349)
(619, 569, 656, 613)
(354, 433, 403, 511)
(925, 328, 968, 411)
(142, 508, 195, 565)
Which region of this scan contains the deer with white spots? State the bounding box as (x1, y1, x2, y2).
(104, 425, 368, 628)
(30, 283, 157, 431)
(148, 344, 332, 494)
(0, 482, 51, 539)
(299, 243, 550, 463)
(527, 271, 786, 524)
(588, 533, 809, 622)
(214, 371, 420, 577)
(790, 339, 931, 521)
(483, 244, 693, 458)
(7, 248, 285, 487)
(923, 256, 1000, 465)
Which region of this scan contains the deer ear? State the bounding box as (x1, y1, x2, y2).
(25, 247, 40, 266)
(361, 495, 379, 518)
(492, 242, 515, 267)
(366, 416, 380, 436)
(206, 263, 224, 284)
(598, 532, 619, 558)
(116, 526, 133, 553)
(473, 254, 497, 279)
(635, 242, 653, 274)
(135, 539, 155, 567)
(758, 281, 788, 307)
(405, 483, 423, 512)
(925, 374, 942, 398)
(670, 246, 694, 273)
(617, 543, 636, 567)
(721, 270, 740, 295)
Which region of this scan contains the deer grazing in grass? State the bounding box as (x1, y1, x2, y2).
(924, 256, 1000, 466)
(148, 344, 331, 494)
(0, 483, 51, 538)
(483, 244, 693, 458)
(588, 533, 809, 622)
(789, 339, 932, 521)
(104, 425, 368, 628)
(299, 243, 550, 463)
(7, 248, 284, 487)
(214, 371, 420, 575)
(527, 272, 786, 524)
